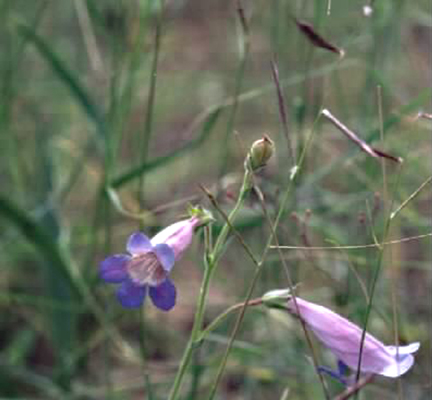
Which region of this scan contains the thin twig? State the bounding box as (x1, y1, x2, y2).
(138, 5, 164, 210)
(198, 184, 259, 266)
(355, 164, 404, 389)
(321, 109, 402, 163)
(251, 182, 331, 400)
(271, 56, 295, 165)
(390, 175, 432, 220)
(206, 117, 331, 400)
(333, 374, 374, 400)
(272, 232, 431, 250)
(219, 0, 250, 175)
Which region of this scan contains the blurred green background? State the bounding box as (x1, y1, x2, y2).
(0, 0, 431, 399)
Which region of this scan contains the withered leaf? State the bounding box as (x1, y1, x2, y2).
(294, 18, 344, 57)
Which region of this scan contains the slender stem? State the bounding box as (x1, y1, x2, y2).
(168, 170, 252, 400)
(168, 334, 196, 400)
(219, 0, 250, 176)
(270, 56, 295, 166)
(355, 164, 404, 386)
(390, 175, 432, 220)
(137, 3, 163, 212)
(169, 238, 217, 399)
(199, 298, 263, 341)
(207, 116, 330, 400)
(138, 309, 148, 380)
(206, 265, 263, 400)
(212, 171, 252, 259)
(334, 374, 374, 400)
(273, 233, 431, 250)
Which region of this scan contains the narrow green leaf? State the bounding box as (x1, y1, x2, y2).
(106, 187, 152, 220)
(112, 106, 223, 188)
(0, 195, 79, 300)
(0, 359, 65, 399)
(0, 194, 82, 388)
(16, 23, 106, 140)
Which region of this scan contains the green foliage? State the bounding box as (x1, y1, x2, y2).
(0, 1, 430, 399)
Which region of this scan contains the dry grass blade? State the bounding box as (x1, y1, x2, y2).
(294, 18, 344, 57)
(416, 111, 432, 121)
(271, 56, 295, 165)
(321, 109, 402, 163)
(371, 148, 402, 163)
(236, 0, 249, 36)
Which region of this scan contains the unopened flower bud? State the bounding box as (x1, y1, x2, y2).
(262, 288, 292, 310)
(245, 135, 274, 172)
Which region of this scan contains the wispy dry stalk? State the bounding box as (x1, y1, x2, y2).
(236, 0, 249, 38)
(272, 232, 432, 250)
(321, 109, 402, 163)
(333, 374, 374, 400)
(390, 175, 432, 220)
(271, 56, 295, 165)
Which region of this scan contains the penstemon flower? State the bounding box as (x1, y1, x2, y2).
(99, 216, 201, 311)
(286, 297, 420, 378)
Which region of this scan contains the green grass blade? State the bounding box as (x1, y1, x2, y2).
(0, 359, 66, 399)
(112, 106, 223, 188)
(16, 23, 106, 141)
(0, 195, 79, 301)
(0, 194, 82, 388)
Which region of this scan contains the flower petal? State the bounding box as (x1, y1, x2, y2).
(338, 360, 349, 376)
(150, 217, 199, 259)
(318, 365, 348, 386)
(380, 353, 415, 378)
(149, 279, 176, 311)
(127, 232, 152, 255)
(116, 279, 147, 308)
(100, 254, 130, 283)
(386, 342, 420, 356)
(154, 243, 175, 272)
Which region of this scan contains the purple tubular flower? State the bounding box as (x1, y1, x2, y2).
(100, 217, 200, 310)
(287, 297, 420, 378)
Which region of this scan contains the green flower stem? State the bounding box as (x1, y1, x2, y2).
(167, 254, 213, 400)
(212, 171, 252, 260)
(198, 298, 263, 342)
(137, 4, 163, 212)
(206, 265, 263, 400)
(206, 116, 331, 400)
(355, 164, 404, 386)
(168, 170, 252, 400)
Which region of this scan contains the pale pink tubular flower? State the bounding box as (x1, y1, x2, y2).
(100, 216, 202, 310)
(151, 216, 201, 260)
(287, 297, 420, 378)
